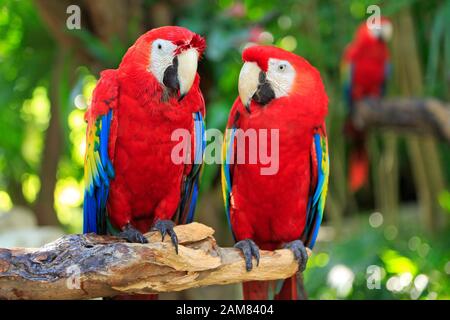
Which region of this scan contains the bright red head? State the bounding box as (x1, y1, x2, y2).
(238, 45, 328, 121)
(119, 26, 206, 100)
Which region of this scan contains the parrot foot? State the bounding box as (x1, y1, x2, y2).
(118, 224, 148, 244)
(234, 239, 260, 272)
(152, 219, 179, 254)
(284, 240, 308, 272)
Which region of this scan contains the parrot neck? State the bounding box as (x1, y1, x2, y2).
(118, 69, 165, 105)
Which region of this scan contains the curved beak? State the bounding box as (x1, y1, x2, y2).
(162, 48, 199, 101)
(238, 62, 275, 113)
(177, 48, 198, 101)
(238, 62, 260, 112)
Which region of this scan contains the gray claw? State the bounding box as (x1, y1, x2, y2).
(285, 240, 308, 272)
(118, 224, 148, 244)
(152, 220, 179, 254)
(234, 239, 260, 271)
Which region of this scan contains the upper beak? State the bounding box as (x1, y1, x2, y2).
(238, 62, 261, 112)
(177, 48, 198, 100)
(238, 62, 275, 113)
(162, 48, 199, 101)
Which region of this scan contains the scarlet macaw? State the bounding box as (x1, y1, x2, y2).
(222, 45, 329, 300)
(342, 17, 392, 192)
(83, 26, 206, 253)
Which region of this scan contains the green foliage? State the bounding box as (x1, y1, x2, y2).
(0, 0, 53, 193)
(438, 190, 450, 214)
(305, 215, 450, 299)
(424, 0, 450, 99)
(0, 0, 448, 299)
(73, 30, 128, 68)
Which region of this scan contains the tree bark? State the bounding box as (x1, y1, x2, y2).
(353, 98, 450, 144)
(0, 223, 310, 300)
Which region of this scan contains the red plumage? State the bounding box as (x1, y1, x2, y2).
(224, 46, 328, 299)
(85, 26, 205, 234)
(343, 18, 391, 192)
(343, 18, 390, 100)
(84, 26, 206, 300)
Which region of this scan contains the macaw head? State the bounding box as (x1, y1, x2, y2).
(357, 17, 393, 43)
(238, 45, 327, 119)
(119, 26, 206, 100)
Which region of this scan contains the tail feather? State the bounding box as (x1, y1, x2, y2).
(243, 281, 270, 300)
(345, 118, 369, 192)
(243, 275, 303, 300)
(274, 276, 298, 300)
(349, 146, 369, 192)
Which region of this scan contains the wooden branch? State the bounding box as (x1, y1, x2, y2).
(353, 98, 450, 143)
(0, 223, 310, 300)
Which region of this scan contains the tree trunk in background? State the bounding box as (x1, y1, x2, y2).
(32, 0, 148, 226)
(7, 180, 29, 209)
(33, 50, 65, 226)
(371, 131, 399, 226)
(392, 9, 445, 232)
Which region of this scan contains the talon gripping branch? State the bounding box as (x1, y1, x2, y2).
(222, 45, 329, 300)
(83, 27, 206, 259)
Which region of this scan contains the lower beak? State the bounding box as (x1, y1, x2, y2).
(252, 72, 275, 106)
(162, 48, 199, 101)
(178, 93, 186, 102)
(163, 56, 179, 94)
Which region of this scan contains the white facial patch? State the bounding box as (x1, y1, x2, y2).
(266, 58, 296, 98)
(149, 39, 177, 84)
(368, 22, 392, 41)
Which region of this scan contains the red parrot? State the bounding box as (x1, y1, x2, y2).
(83, 26, 206, 251)
(222, 45, 329, 300)
(342, 17, 392, 192)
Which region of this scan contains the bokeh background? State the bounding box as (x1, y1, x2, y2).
(0, 0, 449, 299)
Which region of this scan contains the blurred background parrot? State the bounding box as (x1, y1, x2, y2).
(83, 26, 206, 254)
(222, 45, 329, 300)
(342, 17, 393, 192)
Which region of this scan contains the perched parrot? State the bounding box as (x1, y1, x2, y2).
(341, 17, 392, 192)
(222, 45, 329, 300)
(83, 26, 206, 252)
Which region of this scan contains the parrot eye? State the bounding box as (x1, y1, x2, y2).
(149, 39, 177, 85)
(266, 58, 295, 98)
(152, 40, 175, 54)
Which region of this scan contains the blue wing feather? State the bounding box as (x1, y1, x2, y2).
(221, 126, 237, 240)
(301, 129, 329, 249)
(83, 109, 114, 234)
(177, 111, 206, 224)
